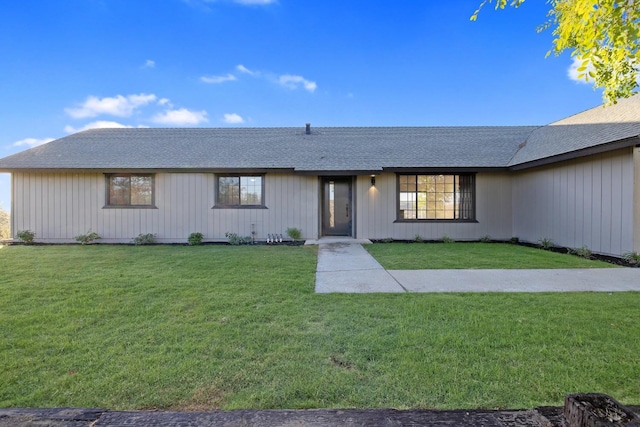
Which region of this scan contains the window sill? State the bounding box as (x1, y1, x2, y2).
(394, 219, 478, 223)
(212, 205, 268, 209)
(103, 205, 158, 209)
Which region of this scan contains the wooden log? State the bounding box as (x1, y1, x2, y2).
(564, 393, 640, 427)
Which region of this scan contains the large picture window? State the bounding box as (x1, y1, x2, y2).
(398, 174, 475, 221)
(106, 174, 155, 207)
(216, 175, 264, 207)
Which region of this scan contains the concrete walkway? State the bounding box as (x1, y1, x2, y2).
(313, 240, 640, 293)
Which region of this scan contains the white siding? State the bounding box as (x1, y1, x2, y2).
(355, 172, 513, 241)
(11, 172, 319, 243)
(512, 148, 635, 256)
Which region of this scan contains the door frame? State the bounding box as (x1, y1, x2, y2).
(320, 176, 355, 237)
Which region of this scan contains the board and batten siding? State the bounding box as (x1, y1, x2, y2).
(11, 172, 319, 243)
(512, 148, 636, 257)
(355, 172, 513, 241)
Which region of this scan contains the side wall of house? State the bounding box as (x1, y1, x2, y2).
(355, 172, 513, 240)
(634, 147, 640, 253)
(11, 172, 319, 243)
(512, 148, 635, 257)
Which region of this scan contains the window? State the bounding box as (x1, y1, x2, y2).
(398, 174, 475, 221)
(216, 175, 264, 207)
(106, 174, 155, 207)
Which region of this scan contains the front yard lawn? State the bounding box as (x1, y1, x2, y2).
(365, 242, 617, 269)
(1, 245, 637, 410)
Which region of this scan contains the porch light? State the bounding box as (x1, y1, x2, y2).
(370, 175, 376, 186)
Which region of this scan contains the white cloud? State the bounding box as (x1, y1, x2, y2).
(12, 137, 55, 148)
(64, 121, 139, 133)
(65, 93, 158, 118)
(278, 74, 317, 92)
(157, 98, 173, 107)
(223, 113, 245, 124)
(152, 108, 209, 125)
(568, 56, 595, 84)
(143, 59, 155, 68)
(201, 73, 237, 84)
(236, 64, 257, 76)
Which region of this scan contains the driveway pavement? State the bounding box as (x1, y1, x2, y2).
(313, 240, 640, 293)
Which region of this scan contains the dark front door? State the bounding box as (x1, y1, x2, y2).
(322, 178, 352, 236)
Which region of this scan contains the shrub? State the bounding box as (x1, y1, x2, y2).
(441, 235, 454, 243)
(510, 237, 520, 244)
(286, 227, 302, 241)
(0, 205, 9, 240)
(414, 234, 424, 243)
(188, 232, 204, 246)
(622, 252, 640, 264)
(569, 245, 592, 259)
(132, 233, 156, 245)
(225, 232, 252, 245)
(539, 238, 554, 249)
(480, 235, 491, 243)
(16, 229, 35, 244)
(74, 231, 101, 245)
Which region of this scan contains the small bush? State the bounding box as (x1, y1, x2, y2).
(188, 232, 204, 246)
(414, 234, 424, 243)
(16, 229, 35, 244)
(75, 231, 101, 245)
(539, 238, 554, 249)
(569, 245, 592, 259)
(225, 232, 252, 245)
(480, 235, 491, 243)
(0, 205, 9, 240)
(286, 227, 302, 241)
(132, 233, 156, 245)
(622, 252, 640, 264)
(510, 237, 520, 244)
(441, 235, 454, 243)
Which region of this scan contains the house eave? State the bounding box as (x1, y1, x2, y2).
(294, 169, 383, 176)
(508, 135, 640, 171)
(0, 167, 297, 174)
(383, 166, 508, 173)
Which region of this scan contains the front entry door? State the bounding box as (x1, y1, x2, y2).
(322, 178, 352, 236)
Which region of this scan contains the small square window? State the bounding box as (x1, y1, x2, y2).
(105, 174, 155, 208)
(216, 175, 264, 207)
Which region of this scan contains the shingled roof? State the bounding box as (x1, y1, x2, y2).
(1, 96, 639, 172)
(0, 126, 537, 172)
(508, 94, 640, 168)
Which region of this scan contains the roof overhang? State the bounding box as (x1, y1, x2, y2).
(293, 169, 383, 176)
(508, 135, 640, 171)
(383, 166, 508, 173)
(0, 167, 297, 174)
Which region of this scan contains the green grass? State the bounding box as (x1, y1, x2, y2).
(365, 242, 618, 269)
(1, 245, 638, 410)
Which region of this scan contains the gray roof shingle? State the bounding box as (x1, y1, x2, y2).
(508, 95, 640, 166)
(1, 95, 639, 172)
(0, 126, 537, 172)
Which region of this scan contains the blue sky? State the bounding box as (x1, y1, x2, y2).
(0, 0, 603, 209)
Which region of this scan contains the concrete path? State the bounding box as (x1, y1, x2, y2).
(315, 241, 406, 293)
(313, 241, 640, 293)
(390, 268, 640, 292)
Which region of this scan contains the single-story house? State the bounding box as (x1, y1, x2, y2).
(1, 96, 639, 257)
